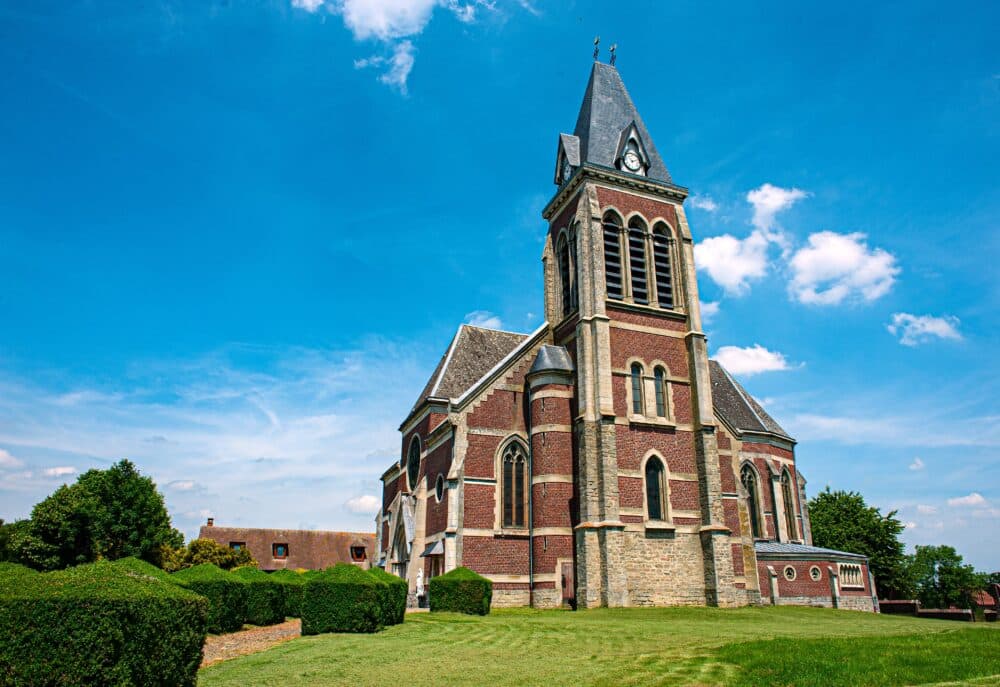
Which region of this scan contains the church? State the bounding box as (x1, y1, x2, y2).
(376, 59, 876, 612)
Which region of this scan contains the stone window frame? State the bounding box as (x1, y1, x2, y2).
(627, 359, 646, 418)
(434, 474, 445, 503)
(641, 451, 673, 525)
(838, 562, 865, 590)
(650, 220, 678, 309)
(780, 468, 800, 542)
(783, 565, 797, 581)
(555, 225, 579, 318)
(494, 434, 530, 534)
(406, 434, 422, 491)
(601, 209, 625, 301)
(622, 357, 676, 427)
(625, 215, 651, 305)
(809, 565, 822, 582)
(272, 542, 289, 559)
(739, 461, 767, 540)
(600, 206, 682, 313)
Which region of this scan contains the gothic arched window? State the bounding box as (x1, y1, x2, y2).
(501, 440, 528, 528)
(557, 233, 572, 317)
(630, 362, 645, 415)
(645, 456, 667, 521)
(652, 223, 673, 308)
(741, 463, 763, 539)
(407, 436, 421, 490)
(653, 366, 668, 418)
(568, 226, 579, 309)
(602, 212, 624, 300)
(627, 217, 649, 304)
(781, 470, 797, 540)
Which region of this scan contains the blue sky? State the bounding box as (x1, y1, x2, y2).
(0, 1, 997, 569)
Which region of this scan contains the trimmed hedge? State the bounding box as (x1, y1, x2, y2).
(301, 563, 387, 635)
(111, 555, 176, 584)
(270, 568, 306, 618)
(0, 561, 207, 687)
(368, 566, 407, 625)
(231, 566, 285, 626)
(172, 563, 248, 633)
(0, 562, 38, 579)
(429, 566, 492, 615)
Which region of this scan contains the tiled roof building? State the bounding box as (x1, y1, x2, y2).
(198, 520, 374, 572)
(377, 61, 874, 612)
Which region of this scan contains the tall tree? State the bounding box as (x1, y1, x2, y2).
(808, 488, 913, 599)
(911, 545, 982, 609)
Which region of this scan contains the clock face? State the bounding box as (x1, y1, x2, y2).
(561, 159, 572, 182)
(623, 150, 642, 172)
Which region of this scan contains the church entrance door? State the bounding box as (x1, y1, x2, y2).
(561, 562, 575, 607)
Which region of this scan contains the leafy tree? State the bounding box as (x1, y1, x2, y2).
(911, 545, 982, 609)
(13, 460, 183, 570)
(0, 519, 30, 562)
(808, 488, 914, 599)
(162, 538, 257, 572)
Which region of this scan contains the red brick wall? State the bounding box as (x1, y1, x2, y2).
(424, 437, 452, 536)
(615, 427, 697, 474)
(596, 187, 679, 231)
(463, 535, 530, 576)
(757, 559, 871, 599)
(463, 483, 496, 529)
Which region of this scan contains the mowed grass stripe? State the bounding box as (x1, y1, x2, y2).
(198, 606, 1000, 687)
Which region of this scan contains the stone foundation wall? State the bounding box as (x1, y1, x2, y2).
(623, 530, 707, 606)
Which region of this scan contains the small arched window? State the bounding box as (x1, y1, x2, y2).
(741, 464, 762, 539)
(568, 227, 579, 309)
(653, 366, 668, 418)
(627, 217, 649, 304)
(501, 440, 528, 528)
(557, 234, 572, 317)
(603, 212, 624, 300)
(652, 223, 673, 308)
(781, 470, 797, 540)
(407, 436, 421, 490)
(630, 362, 645, 415)
(645, 456, 667, 521)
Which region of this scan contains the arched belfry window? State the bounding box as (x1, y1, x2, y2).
(557, 234, 572, 317)
(407, 436, 421, 490)
(645, 456, 667, 521)
(630, 362, 645, 415)
(501, 440, 528, 528)
(568, 227, 578, 309)
(781, 470, 797, 540)
(741, 464, 762, 539)
(602, 212, 624, 300)
(653, 366, 668, 418)
(627, 217, 649, 304)
(652, 223, 674, 308)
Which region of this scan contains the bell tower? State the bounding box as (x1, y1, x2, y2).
(541, 61, 740, 608)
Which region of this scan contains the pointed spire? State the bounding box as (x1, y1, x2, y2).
(570, 62, 672, 184)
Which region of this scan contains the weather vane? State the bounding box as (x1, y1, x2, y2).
(593, 36, 600, 60)
(609, 43, 617, 66)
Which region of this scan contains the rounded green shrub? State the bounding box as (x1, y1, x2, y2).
(301, 563, 387, 635)
(270, 568, 306, 618)
(231, 566, 285, 626)
(0, 562, 38, 579)
(111, 555, 176, 584)
(368, 566, 407, 625)
(0, 561, 207, 686)
(172, 563, 248, 633)
(428, 566, 492, 615)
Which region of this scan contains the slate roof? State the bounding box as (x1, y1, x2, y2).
(529, 344, 574, 376)
(410, 325, 530, 414)
(709, 360, 792, 441)
(754, 541, 868, 561)
(571, 62, 672, 183)
(198, 524, 375, 571)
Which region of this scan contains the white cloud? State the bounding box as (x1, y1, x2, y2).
(0, 449, 23, 469)
(694, 230, 770, 296)
(345, 494, 380, 515)
(887, 313, 962, 346)
(689, 195, 718, 212)
(714, 344, 792, 376)
(903, 521, 917, 530)
(464, 310, 503, 329)
(746, 183, 807, 233)
(908, 457, 925, 471)
(378, 40, 416, 93)
(291, 0, 325, 11)
(700, 300, 720, 324)
(916, 504, 937, 514)
(167, 480, 197, 491)
(788, 231, 899, 305)
(43, 466, 76, 478)
(947, 492, 986, 507)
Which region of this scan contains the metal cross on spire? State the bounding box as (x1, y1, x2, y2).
(609, 43, 617, 66)
(593, 36, 600, 60)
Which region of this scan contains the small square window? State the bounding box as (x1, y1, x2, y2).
(230, 542, 246, 551)
(350, 546, 367, 562)
(273, 543, 289, 559)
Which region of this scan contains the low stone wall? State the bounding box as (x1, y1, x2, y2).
(916, 608, 973, 622)
(878, 600, 920, 614)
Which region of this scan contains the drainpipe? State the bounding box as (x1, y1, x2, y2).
(526, 385, 535, 608)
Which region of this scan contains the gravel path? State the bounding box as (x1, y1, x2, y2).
(201, 619, 301, 667)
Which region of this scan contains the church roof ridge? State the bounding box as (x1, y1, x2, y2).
(709, 359, 793, 442)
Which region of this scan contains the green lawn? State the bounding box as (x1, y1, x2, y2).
(199, 606, 1000, 687)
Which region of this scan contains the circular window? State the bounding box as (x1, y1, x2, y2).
(435, 475, 445, 502)
(783, 565, 797, 581)
(810, 566, 822, 582)
(407, 436, 421, 490)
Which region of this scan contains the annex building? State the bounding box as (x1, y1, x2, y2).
(376, 60, 876, 611)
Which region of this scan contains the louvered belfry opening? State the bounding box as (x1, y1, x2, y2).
(652, 224, 673, 308)
(557, 234, 572, 316)
(603, 213, 624, 300)
(627, 217, 648, 304)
